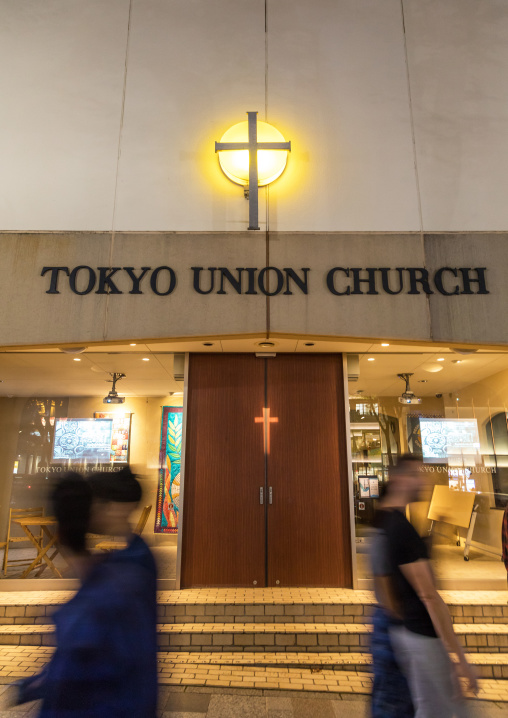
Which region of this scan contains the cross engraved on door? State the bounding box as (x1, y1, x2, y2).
(254, 407, 279, 455)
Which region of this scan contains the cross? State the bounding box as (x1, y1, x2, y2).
(215, 111, 291, 230)
(255, 407, 279, 455)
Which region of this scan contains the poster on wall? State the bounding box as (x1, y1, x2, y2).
(369, 477, 380, 498)
(359, 476, 370, 498)
(94, 412, 132, 463)
(155, 406, 182, 534)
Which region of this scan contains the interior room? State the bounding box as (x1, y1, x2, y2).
(0, 339, 506, 589)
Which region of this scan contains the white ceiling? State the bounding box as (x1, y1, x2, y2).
(1, 339, 507, 398)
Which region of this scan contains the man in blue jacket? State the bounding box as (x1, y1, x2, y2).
(11, 468, 158, 718)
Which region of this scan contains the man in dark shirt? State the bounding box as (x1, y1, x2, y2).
(380, 454, 477, 718)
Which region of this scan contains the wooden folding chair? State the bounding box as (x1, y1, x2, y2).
(2, 507, 44, 575)
(95, 506, 152, 552)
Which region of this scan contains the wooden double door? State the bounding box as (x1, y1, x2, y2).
(181, 353, 352, 587)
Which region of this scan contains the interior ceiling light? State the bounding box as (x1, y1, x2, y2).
(451, 347, 478, 355)
(452, 359, 462, 364)
(60, 346, 87, 354)
(73, 358, 81, 362)
(423, 363, 443, 373)
(203, 342, 214, 346)
(304, 342, 315, 346)
(397, 373, 422, 405)
(381, 343, 389, 347)
(130, 343, 137, 347)
(437, 357, 445, 361)
(259, 341, 275, 348)
(142, 357, 150, 361)
(367, 357, 375, 361)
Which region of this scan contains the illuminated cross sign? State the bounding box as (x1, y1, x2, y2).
(255, 407, 279, 455)
(215, 111, 291, 230)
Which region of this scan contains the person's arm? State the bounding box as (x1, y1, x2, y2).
(400, 559, 478, 694)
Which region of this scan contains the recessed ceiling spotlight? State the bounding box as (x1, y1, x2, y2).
(304, 342, 315, 347)
(381, 343, 389, 347)
(73, 358, 81, 362)
(203, 342, 214, 346)
(367, 357, 375, 362)
(130, 343, 137, 347)
(452, 359, 462, 364)
(418, 379, 427, 383)
(142, 357, 150, 362)
(259, 341, 275, 348)
(437, 358, 445, 362)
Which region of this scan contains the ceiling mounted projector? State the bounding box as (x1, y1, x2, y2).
(103, 372, 126, 404)
(397, 373, 422, 405)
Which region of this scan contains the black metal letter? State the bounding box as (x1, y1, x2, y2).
(95, 267, 122, 294)
(379, 268, 404, 295)
(283, 268, 309, 295)
(350, 268, 378, 295)
(434, 267, 459, 296)
(150, 267, 176, 296)
(326, 268, 350, 296)
(245, 268, 258, 295)
(258, 267, 284, 296)
(192, 267, 216, 294)
(407, 268, 434, 295)
(124, 267, 151, 294)
(69, 266, 96, 295)
(459, 268, 489, 295)
(217, 268, 244, 295)
(41, 267, 69, 294)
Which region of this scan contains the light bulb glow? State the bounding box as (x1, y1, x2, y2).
(217, 121, 289, 186)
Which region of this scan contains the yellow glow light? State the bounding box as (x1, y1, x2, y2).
(217, 120, 289, 186)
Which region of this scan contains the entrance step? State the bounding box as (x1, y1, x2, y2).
(0, 646, 507, 700)
(1, 620, 507, 654)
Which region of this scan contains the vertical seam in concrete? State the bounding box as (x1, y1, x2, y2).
(265, 0, 270, 339)
(103, 0, 133, 341)
(400, 0, 432, 339)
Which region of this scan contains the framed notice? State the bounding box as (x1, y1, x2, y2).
(359, 476, 370, 498)
(94, 412, 132, 463)
(369, 477, 380, 498)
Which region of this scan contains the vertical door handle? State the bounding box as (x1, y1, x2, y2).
(269, 487, 273, 504)
(259, 487, 264, 505)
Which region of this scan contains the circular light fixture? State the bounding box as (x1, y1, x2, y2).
(367, 357, 375, 362)
(452, 359, 462, 364)
(418, 379, 428, 383)
(73, 358, 81, 362)
(217, 121, 289, 186)
(130, 343, 137, 347)
(142, 357, 150, 362)
(437, 358, 445, 362)
(304, 342, 315, 347)
(203, 342, 214, 347)
(258, 341, 275, 348)
(381, 343, 390, 347)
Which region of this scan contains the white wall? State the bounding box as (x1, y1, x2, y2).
(1, 0, 508, 232)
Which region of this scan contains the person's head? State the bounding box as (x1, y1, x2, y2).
(87, 466, 142, 536)
(387, 453, 424, 503)
(51, 473, 92, 556)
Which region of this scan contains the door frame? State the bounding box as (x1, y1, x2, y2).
(342, 355, 358, 589)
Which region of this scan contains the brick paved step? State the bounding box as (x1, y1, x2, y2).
(0, 646, 507, 699)
(0, 589, 507, 625)
(1, 622, 507, 654)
